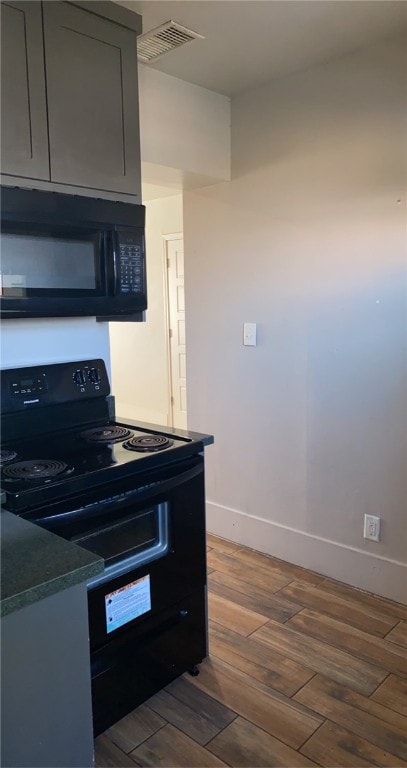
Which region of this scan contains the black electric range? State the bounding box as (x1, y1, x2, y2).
(1, 358, 212, 735)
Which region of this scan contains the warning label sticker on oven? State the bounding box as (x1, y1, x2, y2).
(105, 574, 151, 633)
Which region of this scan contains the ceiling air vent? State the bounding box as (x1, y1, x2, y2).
(137, 21, 204, 63)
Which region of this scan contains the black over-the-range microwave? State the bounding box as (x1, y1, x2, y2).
(0, 186, 147, 320)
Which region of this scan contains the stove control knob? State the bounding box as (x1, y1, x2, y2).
(88, 367, 100, 385)
(73, 369, 86, 387)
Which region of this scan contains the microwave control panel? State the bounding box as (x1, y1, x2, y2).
(118, 233, 144, 294)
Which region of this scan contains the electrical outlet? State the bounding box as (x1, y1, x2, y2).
(364, 514, 381, 542)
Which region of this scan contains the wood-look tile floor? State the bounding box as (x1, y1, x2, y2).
(95, 534, 407, 767)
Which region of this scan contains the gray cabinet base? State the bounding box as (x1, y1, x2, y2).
(1, 584, 95, 768)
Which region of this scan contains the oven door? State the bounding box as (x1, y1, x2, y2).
(27, 454, 206, 650)
(87, 454, 207, 735)
(87, 454, 206, 652)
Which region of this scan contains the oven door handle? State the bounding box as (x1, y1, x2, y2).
(31, 459, 203, 526)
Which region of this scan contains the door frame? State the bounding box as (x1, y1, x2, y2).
(162, 232, 184, 427)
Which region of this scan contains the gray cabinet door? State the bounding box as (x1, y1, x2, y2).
(43, 1, 141, 196)
(0, 1, 49, 179)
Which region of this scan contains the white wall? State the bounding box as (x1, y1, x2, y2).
(139, 65, 231, 186)
(185, 34, 407, 602)
(109, 194, 182, 424)
(1, 318, 111, 375)
(109, 67, 231, 420)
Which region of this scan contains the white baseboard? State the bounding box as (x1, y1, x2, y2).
(206, 501, 407, 605)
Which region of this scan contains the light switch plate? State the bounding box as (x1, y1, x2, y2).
(243, 322, 257, 346)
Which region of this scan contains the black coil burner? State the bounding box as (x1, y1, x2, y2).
(0, 449, 17, 465)
(80, 426, 133, 444)
(2, 459, 72, 481)
(123, 435, 174, 452)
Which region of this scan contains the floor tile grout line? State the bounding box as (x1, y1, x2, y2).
(249, 622, 389, 695)
(202, 715, 240, 754)
(208, 623, 318, 695)
(209, 593, 302, 621)
(207, 641, 316, 699)
(207, 565, 294, 594)
(126, 720, 233, 766)
(367, 671, 392, 699)
(228, 544, 326, 581)
(383, 620, 406, 641)
(164, 678, 239, 725)
(296, 716, 327, 758)
(316, 579, 407, 622)
(287, 610, 407, 651)
(278, 613, 403, 678)
(205, 710, 326, 766)
(293, 670, 407, 728)
(147, 684, 240, 748)
(289, 670, 319, 700)
(209, 544, 323, 585)
(108, 710, 168, 756)
(204, 647, 324, 720)
(272, 587, 401, 637)
(208, 569, 301, 605)
(245, 617, 272, 638)
(211, 615, 388, 695)
(293, 684, 407, 763)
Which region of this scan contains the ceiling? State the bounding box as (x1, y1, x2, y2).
(114, 1, 407, 199)
(116, 0, 407, 97)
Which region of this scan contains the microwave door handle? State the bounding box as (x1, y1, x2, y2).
(104, 230, 119, 296)
(98, 230, 111, 295)
(111, 231, 120, 295)
(103, 230, 119, 296)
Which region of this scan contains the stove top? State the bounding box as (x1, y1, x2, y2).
(1, 422, 185, 482)
(0, 420, 197, 513)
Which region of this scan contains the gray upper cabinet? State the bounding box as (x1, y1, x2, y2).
(43, 2, 141, 195)
(1, 0, 142, 198)
(0, 1, 49, 179)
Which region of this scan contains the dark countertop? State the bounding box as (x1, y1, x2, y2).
(1, 510, 103, 617)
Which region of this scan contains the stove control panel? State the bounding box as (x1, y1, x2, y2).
(8, 372, 48, 398)
(1, 359, 110, 413)
(73, 369, 86, 387)
(88, 367, 100, 385)
(73, 365, 101, 393)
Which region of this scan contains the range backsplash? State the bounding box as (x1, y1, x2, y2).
(0, 317, 110, 372)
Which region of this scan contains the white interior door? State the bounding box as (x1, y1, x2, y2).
(166, 236, 187, 429)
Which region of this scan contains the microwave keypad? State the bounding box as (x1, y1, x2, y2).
(119, 244, 143, 293)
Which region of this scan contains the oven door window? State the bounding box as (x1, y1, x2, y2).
(73, 503, 169, 586)
(0, 225, 105, 297)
